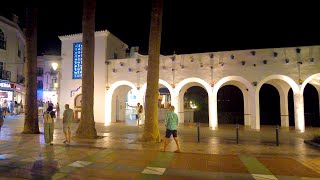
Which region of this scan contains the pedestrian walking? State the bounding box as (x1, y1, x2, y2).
(129, 103, 140, 121)
(0, 108, 4, 130)
(43, 106, 55, 145)
(63, 104, 74, 143)
(56, 103, 60, 118)
(138, 104, 144, 125)
(161, 105, 181, 153)
(2, 100, 8, 117)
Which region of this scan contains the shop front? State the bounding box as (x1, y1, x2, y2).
(0, 82, 25, 113)
(0, 82, 14, 105)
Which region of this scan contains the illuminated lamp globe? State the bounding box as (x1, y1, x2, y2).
(51, 62, 58, 71)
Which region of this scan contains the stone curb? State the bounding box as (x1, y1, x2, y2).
(304, 140, 320, 148)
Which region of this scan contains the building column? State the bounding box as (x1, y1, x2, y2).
(171, 92, 184, 123)
(248, 90, 257, 129)
(210, 93, 218, 129)
(294, 92, 305, 131)
(254, 89, 260, 130)
(280, 92, 289, 127)
(242, 89, 250, 126)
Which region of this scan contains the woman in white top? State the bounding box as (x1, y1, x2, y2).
(138, 105, 144, 125)
(2, 100, 8, 116)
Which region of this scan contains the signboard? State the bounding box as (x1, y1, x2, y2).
(0, 83, 11, 88)
(0, 91, 8, 98)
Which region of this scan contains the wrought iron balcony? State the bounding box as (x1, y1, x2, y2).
(0, 70, 11, 81)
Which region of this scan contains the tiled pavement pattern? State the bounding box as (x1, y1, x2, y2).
(0, 115, 320, 179)
(0, 146, 319, 179)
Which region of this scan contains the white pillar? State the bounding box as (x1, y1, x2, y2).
(210, 93, 218, 129)
(254, 90, 260, 130)
(280, 92, 289, 127)
(294, 92, 305, 131)
(319, 91, 320, 119)
(171, 93, 183, 123)
(242, 89, 250, 126)
(179, 93, 184, 123)
(249, 91, 257, 129)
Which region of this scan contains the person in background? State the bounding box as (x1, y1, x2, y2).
(9, 101, 14, 116)
(138, 104, 144, 125)
(2, 100, 8, 117)
(62, 104, 74, 143)
(0, 108, 4, 130)
(49, 101, 54, 108)
(13, 101, 18, 116)
(43, 106, 55, 145)
(56, 103, 60, 118)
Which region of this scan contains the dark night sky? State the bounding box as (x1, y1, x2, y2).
(1, 1, 320, 55)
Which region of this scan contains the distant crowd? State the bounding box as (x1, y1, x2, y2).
(37, 100, 60, 117)
(0, 100, 24, 117)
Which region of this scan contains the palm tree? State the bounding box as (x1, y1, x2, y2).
(75, 0, 97, 138)
(22, 8, 39, 134)
(142, 0, 164, 142)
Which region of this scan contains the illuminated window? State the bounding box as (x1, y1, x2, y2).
(73, 42, 82, 79)
(0, 29, 6, 50)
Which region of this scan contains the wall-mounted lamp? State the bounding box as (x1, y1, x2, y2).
(51, 62, 58, 70)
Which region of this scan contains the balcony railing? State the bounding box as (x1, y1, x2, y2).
(0, 70, 11, 81)
(17, 75, 24, 84)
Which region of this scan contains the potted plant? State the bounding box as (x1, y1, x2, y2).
(273, 52, 278, 57)
(263, 60, 267, 64)
(285, 59, 289, 63)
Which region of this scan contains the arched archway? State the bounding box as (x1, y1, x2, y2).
(140, 79, 173, 121)
(174, 78, 211, 125)
(256, 75, 302, 131)
(105, 81, 138, 125)
(301, 73, 320, 127)
(213, 76, 254, 129)
(184, 86, 209, 123)
(259, 84, 281, 125)
(304, 84, 320, 127)
(217, 85, 244, 124)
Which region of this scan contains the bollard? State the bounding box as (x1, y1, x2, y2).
(276, 125, 279, 146)
(197, 122, 200, 143)
(236, 124, 239, 144)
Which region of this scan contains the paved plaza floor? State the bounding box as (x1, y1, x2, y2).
(1, 115, 320, 179)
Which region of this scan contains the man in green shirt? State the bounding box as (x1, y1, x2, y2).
(162, 105, 181, 153)
(63, 104, 74, 143)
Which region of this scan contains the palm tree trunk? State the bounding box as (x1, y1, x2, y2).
(75, 0, 97, 139)
(142, 0, 164, 142)
(22, 8, 39, 134)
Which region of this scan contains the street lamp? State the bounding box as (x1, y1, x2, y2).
(51, 62, 58, 71)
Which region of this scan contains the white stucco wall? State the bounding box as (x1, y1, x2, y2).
(105, 46, 320, 131)
(59, 30, 127, 123)
(59, 28, 320, 131)
(0, 16, 25, 83)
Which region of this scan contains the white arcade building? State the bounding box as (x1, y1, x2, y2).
(59, 30, 320, 132)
